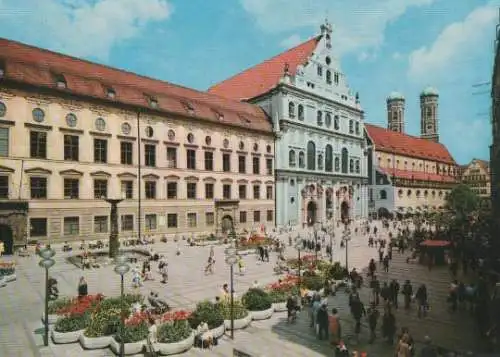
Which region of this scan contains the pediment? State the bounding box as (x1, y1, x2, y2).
(251, 180, 262, 184)
(165, 175, 180, 181)
(237, 179, 248, 184)
(90, 171, 111, 178)
(265, 180, 274, 185)
(142, 173, 160, 180)
(117, 172, 137, 178)
(221, 178, 233, 183)
(202, 177, 216, 183)
(0, 165, 14, 173)
(59, 169, 83, 177)
(24, 167, 52, 175)
(184, 176, 199, 182)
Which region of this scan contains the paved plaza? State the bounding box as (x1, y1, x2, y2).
(0, 221, 481, 356)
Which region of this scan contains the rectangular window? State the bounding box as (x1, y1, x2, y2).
(223, 184, 231, 199)
(239, 211, 247, 223)
(267, 210, 273, 222)
(253, 211, 260, 222)
(94, 138, 107, 163)
(144, 144, 156, 167)
(266, 185, 273, 200)
(0, 127, 9, 157)
(167, 213, 178, 228)
(166, 147, 177, 168)
(30, 177, 47, 199)
(63, 216, 80, 236)
(238, 156, 246, 174)
(145, 181, 156, 199)
(253, 185, 260, 199)
(30, 131, 47, 159)
(167, 182, 177, 199)
(355, 122, 360, 135)
(252, 157, 260, 174)
(205, 183, 214, 199)
(187, 149, 196, 170)
(30, 218, 47, 237)
(187, 182, 197, 199)
(238, 185, 247, 199)
(0, 176, 8, 198)
(206, 212, 214, 226)
(121, 180, 133, 199)
(222, 153, 231, 172)
(63, 178, 79, 199)
(120, 141, 133, 165)
(94, 216, 108, 233)
(94, 179, 108, 199)
(187, 212, 197, 228)
(121, 214, 134, 231)
(204, 151, 213, 171)
(145, 214, 157, 231)
(266, 158, 273, 175)
(63, 135, 79, 161)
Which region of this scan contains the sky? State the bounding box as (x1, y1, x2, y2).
(0, 0, 498, 164)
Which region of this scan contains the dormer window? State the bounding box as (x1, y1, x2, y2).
(55, 74, 67, 89)
(149, 97, 159, 108)
(326, 70, 332, 84)
(239, 114, 251, 124)
(182, 101, 195, 114)
(106, 88, 116, 99)
(213, 110, 224, 121)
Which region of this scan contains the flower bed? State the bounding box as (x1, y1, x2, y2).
(0, 261, 15, 275)
(188, 301, 224, 331)
(285, 255, 316, 269)
(111, 311, 149, 355)
(242, 288, 274, 320)
(156, 312, 194, 355)
(266, 276, 299, 312)
(220, 300, 251, 330)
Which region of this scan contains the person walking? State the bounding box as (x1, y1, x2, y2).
(329, 308, 341, 345)
(390, 279, 400, 309)
(382, 308, 396, 345)
(402, 280, 413, 310)
(416, 284, 428, 318)
(316, 302, 329, 340)
(78, 276, 88, 299)
(367, 303, 380, 343)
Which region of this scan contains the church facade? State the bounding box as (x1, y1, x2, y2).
(209, 22, 369, 227)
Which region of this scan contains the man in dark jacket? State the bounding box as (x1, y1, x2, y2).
(350, 297, 365, 341)
(382, 308, 396, 344)
(367, 304, 379, 343)
(316, 303, 329, 340)
(402, 280, 413, 310)
(390, 279, 400, 309)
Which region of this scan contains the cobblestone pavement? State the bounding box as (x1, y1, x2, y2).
(0, 220, 480, 356)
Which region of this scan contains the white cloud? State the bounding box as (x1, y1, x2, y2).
(392, 52, 402, 60)
(408, 3, 498, 82)
(240, 0, 435, 55)
(0, 0, 172, 60)
(358, 51, 377, 62)
(280, 34, 302, 48)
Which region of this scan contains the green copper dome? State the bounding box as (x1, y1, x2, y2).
(421, 86, 439, 96)
(387, 91, 405, 101)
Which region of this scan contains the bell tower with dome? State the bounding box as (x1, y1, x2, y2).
(420, 86, 439, 142)
(387, 91, 405, 133)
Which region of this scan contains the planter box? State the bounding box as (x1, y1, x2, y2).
(41, 313, 59, 325)
(272, 302, 287, 312)
(202, 324, 225, 340)
(0, 277, 6, 287)
(155, 332, 194, 355)
(249, 307, 274, 320)
(4, 274, 16, 282)
(79, 334, 112, 349)
(110, 337, 146, 355)
(224, 313, 252, 330)
(51, 329, 85, 344)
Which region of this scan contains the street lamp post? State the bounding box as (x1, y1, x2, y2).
(225, 242, 238, 339)
(342, 223, 352, 272)
(294, 240, 302, 290)
(329, 225, 334, 264)
(38, 247, 56, 346)
(114, 255, 130, 357)
(105, 195, 125, 258)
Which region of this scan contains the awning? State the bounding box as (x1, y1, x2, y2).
(420, 240, 450, 247)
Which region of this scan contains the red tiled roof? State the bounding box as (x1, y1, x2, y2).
(0, 38, 272, 133)
(365, 124, 455, 164)
(208, 36, 321, 100)
(379, 167, 457, 183)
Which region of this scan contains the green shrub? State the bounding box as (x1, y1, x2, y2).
(114, 321, 149, 343)
(157, 320, 192, 343)
(47, 297, 73, 314)
(242, 288, 272, 311)
(188, 301, 224, 330)
(84, 307, 121, 337)
(302, 275, 323, 291)
(219, 301, 249, 320)
(98, 294, 143, 311)
(267, 289, 288, 303)
(54, 312, 91, 332)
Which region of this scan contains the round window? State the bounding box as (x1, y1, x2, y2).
(95, 117, 106, 131)
(187, 133, 194, 143)
(266, 144, 271, 153)
(206, 136, 212, 146)
(32, 108, 45, 123)
(145, 126, 154, 138)
(239, 141, 245, 150)
(65, 113, 77, 127)
(0, 102, 6, 117)
(121, 122, 131, 135)
(253, 143, 259, 152)
(167, 129, 175, 141)
(223, 138, 229, 148)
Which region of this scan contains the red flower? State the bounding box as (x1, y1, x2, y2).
(125, 311, 150, 326)
(57, 294, 104, 316)
(160, 309, 192, 323)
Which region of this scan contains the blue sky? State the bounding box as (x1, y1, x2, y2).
(0, 0, 497, 164)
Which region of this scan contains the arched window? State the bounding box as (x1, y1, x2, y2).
(398, 189, 403, 198)
(334, 157, 340, 172)
(318, 154, 324, 170)
(288, 102, 295, 118)
(349, 159, 354, 173)
(289, 150, 296, 167)
(298, 104, 304, 120)
(349, 120, 354, 134)
(334, 115, 340, 130)
(355, 160, 360, 174)
(426, 107, 432, 118)
(355, 122, 360, 135)
(317, 111, 323, 126)
(307, 141, 316, 170)
(407, 190, 412, 197)
(298, 151, 305, 168)
(325, 145, 333, 172)
(325, 113, 332, 127)
(326, 70, 332, 84)
(341, 148, 348, 173)
(416, 190, 421, 198)
(380, 190, 387, 200)
(392, 111, 398, 122)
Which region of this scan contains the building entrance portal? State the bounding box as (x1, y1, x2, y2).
(307, 201, 317, 226)
(341, 201, 350, 222)
(0, 225, 13, 255)
(221, 215, 234, 234)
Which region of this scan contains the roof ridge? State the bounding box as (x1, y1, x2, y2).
(365, 123, 447, 146)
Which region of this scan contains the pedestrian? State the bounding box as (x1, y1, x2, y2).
(416, 284, 428, 318)
(329, 308, 341, 345)
(382, 308, 396, 344)
(160, 263, 168, 284)
(402, 280, 413, 310)
(350, 297, 365, 342)
(395, 333, 412, 357)
(78, 276, 88, 298)
(316, 302, 329, 340)
(367, 303, 379, 343)
(390, 279, 400, 309)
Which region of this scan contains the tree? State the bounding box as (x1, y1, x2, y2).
(445, 184, 480, 221)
